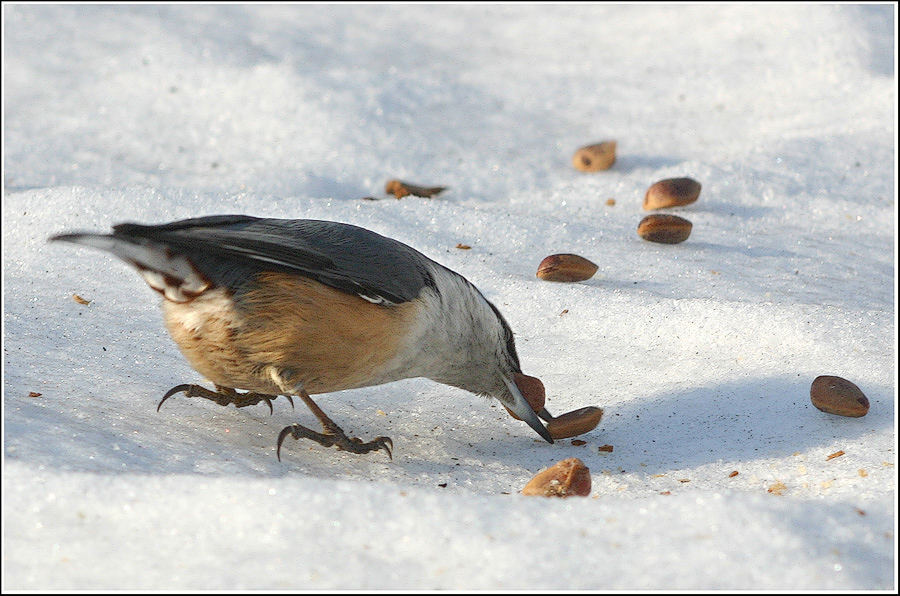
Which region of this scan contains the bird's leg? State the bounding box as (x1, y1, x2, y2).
(157, 384, 294, 415)
(276, 390, 393, 460)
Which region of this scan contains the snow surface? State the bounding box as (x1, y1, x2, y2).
(2, 3, 897, 591)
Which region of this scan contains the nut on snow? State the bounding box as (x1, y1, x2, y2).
(522, 458, 592, 497)
(546, 406, 604, 439)
(536, 254, 598, 282)
(644, 177, 701, 210)
(810, 375, 869, 417)
(637, 214, 692, 244)
(572, 141, 617, 172)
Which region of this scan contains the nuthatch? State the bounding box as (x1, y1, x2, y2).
(50, 215, 555, 459)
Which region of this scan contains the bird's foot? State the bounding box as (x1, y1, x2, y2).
(157, 384, 294, 415)
(276, 390, 392, 460)
(276, 423, 393, 461)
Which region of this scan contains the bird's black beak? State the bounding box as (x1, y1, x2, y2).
(504, 378, 554, 443)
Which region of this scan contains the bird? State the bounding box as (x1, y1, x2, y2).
(49, 215, 555, 459)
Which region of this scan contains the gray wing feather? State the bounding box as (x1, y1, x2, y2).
(106, 215, 435, 304)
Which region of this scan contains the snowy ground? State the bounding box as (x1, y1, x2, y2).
(2, 3, 896, 591)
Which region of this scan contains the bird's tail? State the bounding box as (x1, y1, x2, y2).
(49, 231, 211, 302)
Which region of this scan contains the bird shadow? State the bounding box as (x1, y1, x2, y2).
(6, 374, 891, 484)
(536, 375, 892, 476)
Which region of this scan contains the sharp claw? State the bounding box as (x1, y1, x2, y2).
(381, 437, 393, 461)
(276, 424, 297, 462)
(157, 384, 192, 412)
(263, 396, 274, 415)
(285, 395, 295, 410)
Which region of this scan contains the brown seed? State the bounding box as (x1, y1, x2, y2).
(811, 376, 869, 417)
(385, 179, 447, 199)
(536, 254, 598, 282)
(522, 457, 592, 497)
(503, 373, 546, 421)
(637, 214, 692, 244)
(572, 141, 616, 172)
(643, 177, 701, 210)
(546, 406, 604, 439)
